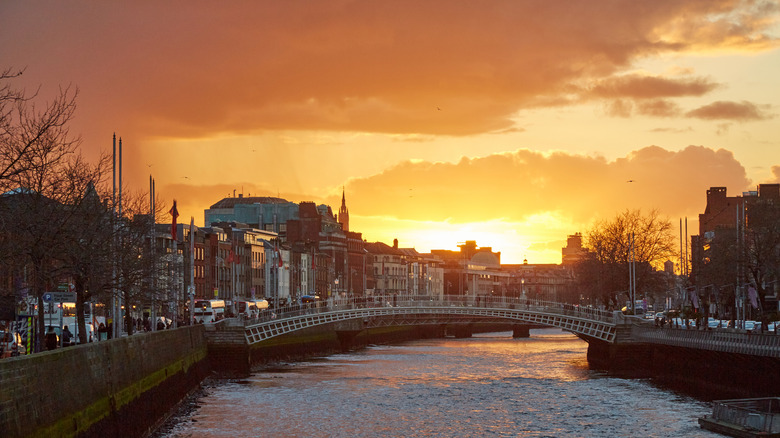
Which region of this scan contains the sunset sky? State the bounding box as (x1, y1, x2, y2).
(2, 1, 779, 264)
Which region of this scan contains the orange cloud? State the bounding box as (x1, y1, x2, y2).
(345, 145, 751, 226)
(603, 98, 683, 118)
(637, 100, 683, 117)
(588, 75, 718, 100)
(686, 100, 774, 121)
(3, 0, 778, 148)
(772, 166, 780, 182)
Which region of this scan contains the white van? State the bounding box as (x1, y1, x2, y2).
(237, 299, 269, 318)
(194, 299, 226, 323)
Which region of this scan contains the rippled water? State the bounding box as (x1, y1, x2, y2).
(157, 329, 717, 437)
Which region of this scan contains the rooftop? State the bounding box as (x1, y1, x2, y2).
(209, 196, 289, 209)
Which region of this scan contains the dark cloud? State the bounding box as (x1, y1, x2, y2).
(2, 1, 777, 144)
(649, 126, 694, 133)
(686, 100, 773, 121)
(588, 75, 718, 100)
(606, 100, 634, 118)
(637, 99, 683, 117)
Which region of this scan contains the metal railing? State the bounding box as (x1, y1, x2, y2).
(232, 296, 624, 345)
(633, 325, 780, 357)
(239, 296, 618, 325)
(709, 398, 780, 433)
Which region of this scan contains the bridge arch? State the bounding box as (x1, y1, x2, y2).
(243, 300, 619, 345)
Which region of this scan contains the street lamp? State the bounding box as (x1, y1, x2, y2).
(521, 278, 525, 299)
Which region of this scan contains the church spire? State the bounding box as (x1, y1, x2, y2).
(338, 186, 349, 232)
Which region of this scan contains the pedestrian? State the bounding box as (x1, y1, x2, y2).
(62, 326, 72, 347)
(45, 326, 58, 350)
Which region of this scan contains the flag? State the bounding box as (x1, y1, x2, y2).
(748, 286, 758, 309)
(169, 200, 179, 240)
(691, 289, 700, 310)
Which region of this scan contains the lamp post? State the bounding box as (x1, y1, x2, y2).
(521, 278, 525, 299)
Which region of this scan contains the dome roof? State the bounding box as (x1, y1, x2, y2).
(471, 251, 499, 266)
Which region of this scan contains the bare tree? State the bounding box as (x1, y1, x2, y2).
(575, 209, 677, 309)
(56, 153, 113, 343)
(0, 69, 83, 351)
(0, 68, 79, 189)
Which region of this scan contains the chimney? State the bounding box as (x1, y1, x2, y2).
(393, 238, 398, 249)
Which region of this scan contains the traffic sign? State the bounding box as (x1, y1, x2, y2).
(42, 291, 76, 302)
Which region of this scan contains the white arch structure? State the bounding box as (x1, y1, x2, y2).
(244, 297, 622, 345)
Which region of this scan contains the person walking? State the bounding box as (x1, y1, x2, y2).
(61, 326, 72, 347)
(45, 327, 58, 350)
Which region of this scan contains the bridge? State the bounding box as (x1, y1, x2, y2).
(227, 296, 780, 357)
(204, 296, 780, 396)
(242, 297, 619, 344)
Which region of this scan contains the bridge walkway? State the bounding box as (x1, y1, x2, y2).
(241, 297, 621, 345)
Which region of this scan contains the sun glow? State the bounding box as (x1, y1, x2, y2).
(353, 214, 578, 265)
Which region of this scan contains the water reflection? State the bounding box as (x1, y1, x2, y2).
(156, 329, 717, 437)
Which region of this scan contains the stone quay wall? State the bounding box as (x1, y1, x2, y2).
(0, 325, 209, 438)
(586, 330, 780, 399)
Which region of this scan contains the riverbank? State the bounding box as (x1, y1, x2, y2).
(0, 325, 209, 438)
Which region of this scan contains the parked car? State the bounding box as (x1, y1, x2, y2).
(0, 331, 24, 358)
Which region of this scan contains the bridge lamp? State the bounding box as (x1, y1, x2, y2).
(521, 278, 525, 299)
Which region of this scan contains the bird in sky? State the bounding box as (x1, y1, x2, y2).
(627, 180, 635, 183)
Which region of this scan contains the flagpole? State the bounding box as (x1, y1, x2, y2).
(169, 200, 178, 328)
(151, 177, 156, 332)
(111, 134, 116, 341)
(189, 217, 195, 325)
(118, 138, 123, 337)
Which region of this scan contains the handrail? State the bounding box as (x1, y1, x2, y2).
(241, 296, 618, 326)
(238, 296, 621, 345)
(234, 296, 780, 355)
(633, 325, 780, 357)
(710, 398, 780, 433)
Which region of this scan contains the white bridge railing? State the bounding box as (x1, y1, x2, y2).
(219, 296, 780, 357)
(240, 296, 621, 344)
(245, 296, 617, 324)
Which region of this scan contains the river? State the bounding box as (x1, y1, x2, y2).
(155, 328, 717, 437)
